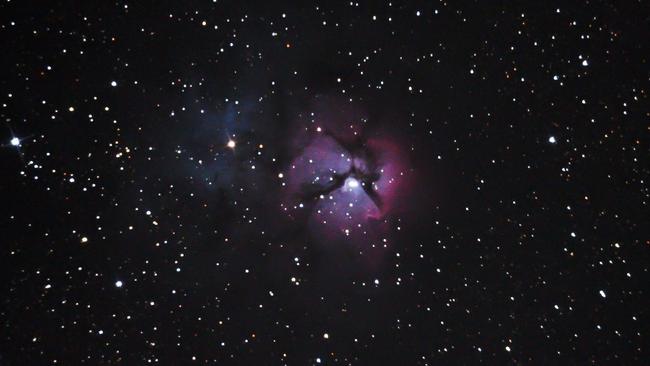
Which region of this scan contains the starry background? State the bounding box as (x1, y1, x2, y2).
(1, 1, 649, 365)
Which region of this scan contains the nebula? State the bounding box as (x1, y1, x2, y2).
(283, 122, 410, 240)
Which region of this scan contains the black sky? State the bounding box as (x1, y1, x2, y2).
(1, 1, 649, 365)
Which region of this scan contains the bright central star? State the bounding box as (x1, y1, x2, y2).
(345, 177, 360, 189)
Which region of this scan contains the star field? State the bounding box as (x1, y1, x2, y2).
(1, 1, 648, 365)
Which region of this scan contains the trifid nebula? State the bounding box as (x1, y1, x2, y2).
(1, 1, 648, 365)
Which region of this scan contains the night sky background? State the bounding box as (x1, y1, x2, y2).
(1, 1, 649, 365)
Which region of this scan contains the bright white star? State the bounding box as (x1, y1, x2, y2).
(344, 177, 360, 192)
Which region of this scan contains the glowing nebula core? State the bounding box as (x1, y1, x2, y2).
(283, 125, 409, 239)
